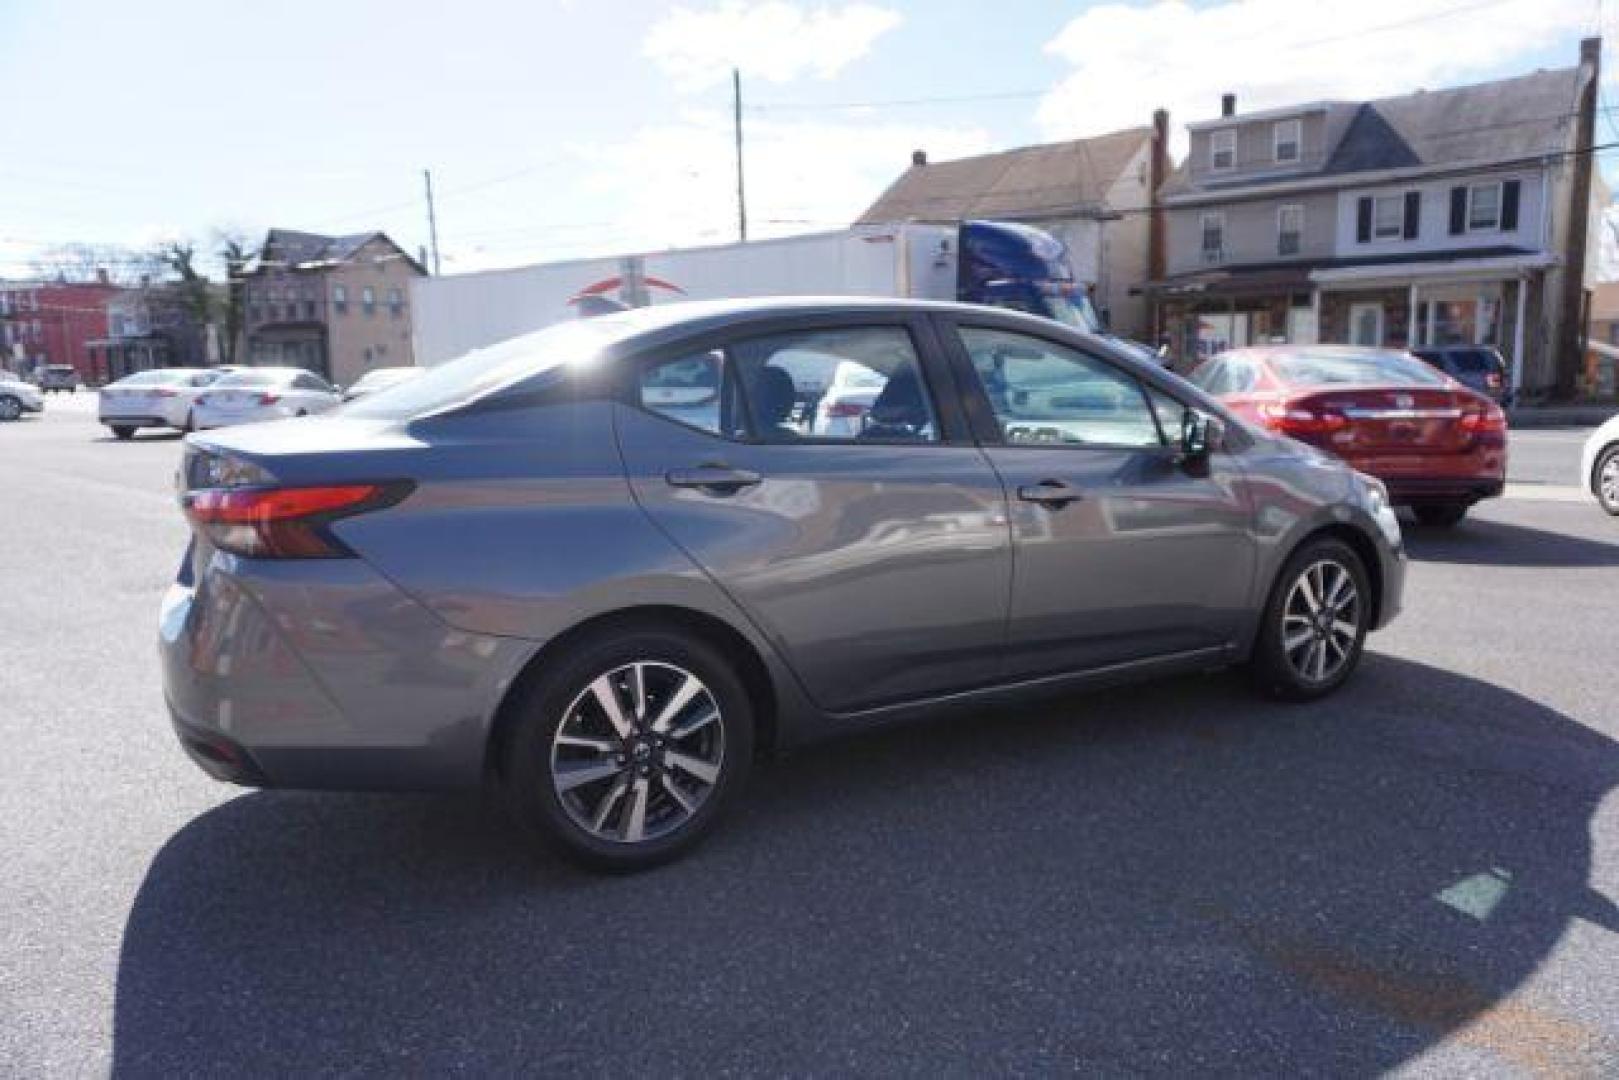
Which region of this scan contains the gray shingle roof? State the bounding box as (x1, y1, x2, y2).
(857, 126, 1152, 223)
(1161, 65, 1582, 198)
(258, 229, 423, 273)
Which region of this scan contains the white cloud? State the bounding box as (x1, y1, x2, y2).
(644, 1, 902, 91)
(1037, 0, 1595, 155)
(548, 111, 989, 258)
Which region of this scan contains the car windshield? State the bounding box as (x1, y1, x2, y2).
(1437, 348, 1500, 373)
(344, 318, 619, 419)
(1270, 351, 1448, 388)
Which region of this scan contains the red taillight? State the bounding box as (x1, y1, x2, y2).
(1258, 401, 1348, 437)
(183, 484, 400, 558)
(1459, 404, 1508, 436)
(152, 388, 178, 399)
(257, 392, 280, 406)
(825, 400, 868, 418)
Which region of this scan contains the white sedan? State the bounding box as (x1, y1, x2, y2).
(192, 368, 342, 430)
(0, 373, 45, 421)
(99, 368, 236, 439)
(1581, 413, 1619, 516)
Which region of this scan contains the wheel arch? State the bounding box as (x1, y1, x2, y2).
(1591, 440, 1619, 496)
(485, 604, 781, 780)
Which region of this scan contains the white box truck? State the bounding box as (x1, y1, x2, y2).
(410, 220, 1107, 366)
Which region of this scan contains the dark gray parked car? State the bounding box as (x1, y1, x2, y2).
(160, 298, 1406, 870)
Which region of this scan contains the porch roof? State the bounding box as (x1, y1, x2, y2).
(1310, 251, 1556, 286)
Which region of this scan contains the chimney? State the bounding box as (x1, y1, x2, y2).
(911, 149, 928, 166)
(1221, 93, 1236, 118)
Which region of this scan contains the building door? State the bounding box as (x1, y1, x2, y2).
(1349, 302, 1384, 345)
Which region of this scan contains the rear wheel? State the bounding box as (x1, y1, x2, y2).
(1412, 502, 1468, 528)
(1250, 538, 1370, 701)
(499, 626, 754, 872)
(1596, 445, 1619, 517)
(0, 396, 20, 421)
(110, 425, 135, 440)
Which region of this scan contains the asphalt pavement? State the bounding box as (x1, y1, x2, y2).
(2, 398, 1617, 1076)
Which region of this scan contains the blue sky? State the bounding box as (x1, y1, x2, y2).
(0, 0, 1610, 279)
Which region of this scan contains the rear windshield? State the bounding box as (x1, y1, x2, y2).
(1434, 348, 1500, 373)
(115, 369, 194, 386)
(1271, 351, 1448, 388)
(343, 319, 619, 419)
(214, 371, 290, 388)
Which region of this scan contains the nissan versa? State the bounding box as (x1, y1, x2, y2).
(160, 298, 1406, 870)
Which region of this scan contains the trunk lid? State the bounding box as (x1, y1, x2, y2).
(1293, 386, 1473, 453)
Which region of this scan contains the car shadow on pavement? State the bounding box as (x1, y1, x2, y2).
(1404, 516, 1619, 568)
(111, 656, 1619, 1075)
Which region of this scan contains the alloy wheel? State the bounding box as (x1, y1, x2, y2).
(1600, 451, 1619, 512)
(1281, 559, 1361, 684)
(549, 661, 725, 844)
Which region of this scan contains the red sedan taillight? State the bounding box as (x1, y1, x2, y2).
(1459, 403, 1508, 436)
(182, 483, 406, 558)
(825, 401, 867, 418)
(1257, 401, 1348, 437)
(258, 393, 281, 406)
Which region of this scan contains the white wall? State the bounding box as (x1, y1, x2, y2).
(1332, 169, 1548, 256)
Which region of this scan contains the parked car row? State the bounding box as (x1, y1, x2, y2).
(94, 365, 420, 439)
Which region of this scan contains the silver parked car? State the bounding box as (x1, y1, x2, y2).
(160, 298, 1406, 870)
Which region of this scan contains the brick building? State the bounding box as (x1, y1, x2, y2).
(0, 280, 121, 381)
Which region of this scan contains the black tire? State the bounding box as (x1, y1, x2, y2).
(0, 395, 20, 422)
(1595, 445, 1619, 517)
(498, 625, 754, 872)
(1412, 502, 1469, 528)
(1249, 537, 1371, 701)
(110, 425, 135, 441)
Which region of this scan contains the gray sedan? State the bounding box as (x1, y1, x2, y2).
(160, 298, 1406, 871)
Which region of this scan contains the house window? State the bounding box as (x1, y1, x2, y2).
(1373, 196, 1405, 239)
(1468, 182, 1502, 230)
(362, 286, 376, 316)
(333, 284, 348, 314)
(303, 300, 316, 320)
(1210, 130, 1236, 171)
(387, 287, 403, 317)
(1274, 119, 1301, 164)
(1201, 212, 1225, 261)
(1278, 204, 1303, 256)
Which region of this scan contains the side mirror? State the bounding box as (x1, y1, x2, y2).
(1180, 409, 1223, 459)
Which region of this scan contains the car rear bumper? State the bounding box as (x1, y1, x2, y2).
(158, 548, 535, 791)
(100, 414, 167, 428)
(1381, 476, 1506, 504)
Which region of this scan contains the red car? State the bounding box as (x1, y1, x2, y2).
(1190, 345, 1506, 527)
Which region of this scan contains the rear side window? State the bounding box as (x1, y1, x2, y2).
(636, 327, 939, 444)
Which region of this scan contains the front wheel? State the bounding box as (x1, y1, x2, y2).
(1412, 502, 1469, 528)
(1250, 538, 1371, 701)
(0, 395, 20, 421)
(1595, 445, 1619, 517)
(110, 425, 135, 440)
(499, 626, 754, 872)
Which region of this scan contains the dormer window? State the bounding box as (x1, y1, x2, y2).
(1274, 119, 1301, 164)
(1210, 130, 1236, 171)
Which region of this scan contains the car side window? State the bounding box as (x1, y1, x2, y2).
(1143, 385, 1187, 444)
(958, 327, 1165, 448)
(729, 327, 939, 444)
(293, 373, 333, 393)
(1193, 359, 1228, 395)
(638, 349, 744, 439)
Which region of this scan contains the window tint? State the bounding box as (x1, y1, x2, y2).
(959, 327, 1163, 448)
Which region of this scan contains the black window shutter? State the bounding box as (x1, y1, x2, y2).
(1449, 187, 1467, 234)
(1403, 191, 1421, 239)
(1356, 197, 1372, 243)
(1501, 180, 1521, 230)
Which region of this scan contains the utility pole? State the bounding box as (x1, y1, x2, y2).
(422, 168, 442, 275)
(732, 67, 747, 243)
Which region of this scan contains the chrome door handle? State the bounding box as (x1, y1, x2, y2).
(1016, 480, 1084, 508)
(665, 465, 762, 492)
